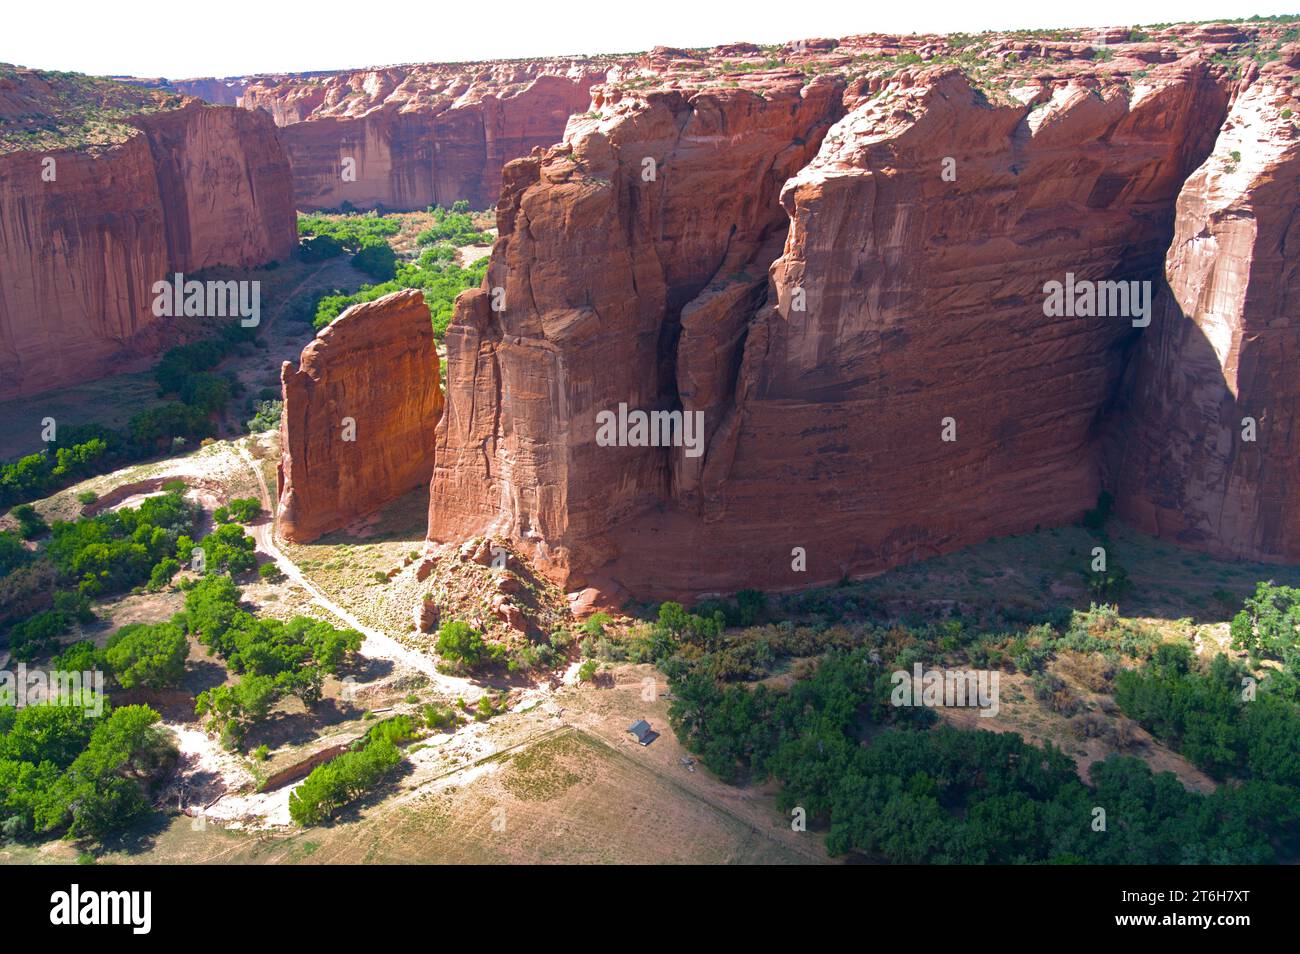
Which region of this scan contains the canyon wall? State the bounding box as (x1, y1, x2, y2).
(1109, 78, 1300, 562)
(132, 104, 298, 273)
(0, 81, 295, 400)
(117, 75, 252, 105)
(278, 288, 443, 543)
(238, 64, 608, 210)
(424, 27, 1298, 601)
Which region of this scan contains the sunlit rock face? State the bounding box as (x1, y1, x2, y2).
(239, 65, 606, 210)
(426, 46, 1286, 604)
(278, 289, 443, 543)
(0, 86, 294, 400)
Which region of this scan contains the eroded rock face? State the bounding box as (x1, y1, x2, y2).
(0, 92, 295, 399)
(118, 75, 252, 106)
(132, 104, 298, 272)
(428, 76, 847, 588)
(239, 65, 606, 210)
(1110, 80, 1300, 561)
(709, 66, 1227, 595)
(427, 43, 1284, 602)
(278, 289, 443, 543)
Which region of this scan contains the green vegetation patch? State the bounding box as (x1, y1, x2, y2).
(301, 207, 490, 339)
(0, 66, 183, 154)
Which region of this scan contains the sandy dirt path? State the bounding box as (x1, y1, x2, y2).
(236, 442, 483, 701)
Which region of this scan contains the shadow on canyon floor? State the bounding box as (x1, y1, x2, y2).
(700, 521, 1300, 633)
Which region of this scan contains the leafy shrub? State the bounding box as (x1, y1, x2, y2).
(361, 715, 418, 746)
(7, 609, 73, 661)
(350, 236, 397, 281)
(11, 505, 48, 540)
(186, 574, 361, 746)
(414, 204, 491, 246)
(288, 737, 401, 826)
(246, 400, 282, 433)
(422, 703, 459, 731)
(148, 558, 180, 590)
(313, 252, 488, 337)
(1231, 582, 1300, 661)
(435, 621, 489, 668)
(0, 704, 174, 841)
(216, 498, 262, 524)
(0, 531, 28, 578)
(198, 523, 257, 575)
(52, 640, 100, 672)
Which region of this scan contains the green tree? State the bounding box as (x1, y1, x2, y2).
(1231, 582, 1300, 660)
(436, 621, 486, 667)
(288, 737, 401, 826)
(104, 621, 189, 690)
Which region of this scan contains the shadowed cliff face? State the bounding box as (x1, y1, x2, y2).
(0, 93, 295, 400)
(1110, 81, 1300, 562)
(426, 46, 1288, 602)
(278, 289, 443, 543)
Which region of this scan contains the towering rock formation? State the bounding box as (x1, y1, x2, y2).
(278, 289, 443, 543)
(1110, 78, 1300, 562)
(237, 63, 610, 210)
(0, 70, 295, 399)
(425, 24, 1298, 601)
(429, 74, 846, 586)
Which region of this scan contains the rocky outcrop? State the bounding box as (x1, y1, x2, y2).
(427, 24, 1299, 602)
(0, 72, 295, 399)
(278, 289, 443, 543)
(1109, 80, 1300, 561)
(428, 74, 846, 588)
(239, 64, 607, 209)
(0, 135, 169, 400)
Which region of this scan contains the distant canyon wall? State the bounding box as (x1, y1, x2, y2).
(236, 65, 608, 210)
(0, 101, 295, 400)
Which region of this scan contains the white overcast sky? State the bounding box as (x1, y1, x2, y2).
(4, 0, 1293, 78)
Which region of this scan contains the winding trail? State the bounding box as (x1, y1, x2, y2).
(236, 442, 483, 700)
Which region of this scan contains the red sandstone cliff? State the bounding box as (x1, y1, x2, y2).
(423, 24, 1298, 601)
(429, 73, 845, 586)
(1110, 76, 1300, 562)
(0, 71, 295, 399)
(278, 288, 443, 543)
(117, 75, 252, 106)
(238, 63, 609, 210)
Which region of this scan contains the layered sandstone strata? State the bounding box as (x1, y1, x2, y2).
(238, 64, 608, 209)
(0, 72, 295, 399)
(1109, 79, 1300, 561)
(427, 28, 1295, 601)
(278, 289, 443, 543)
